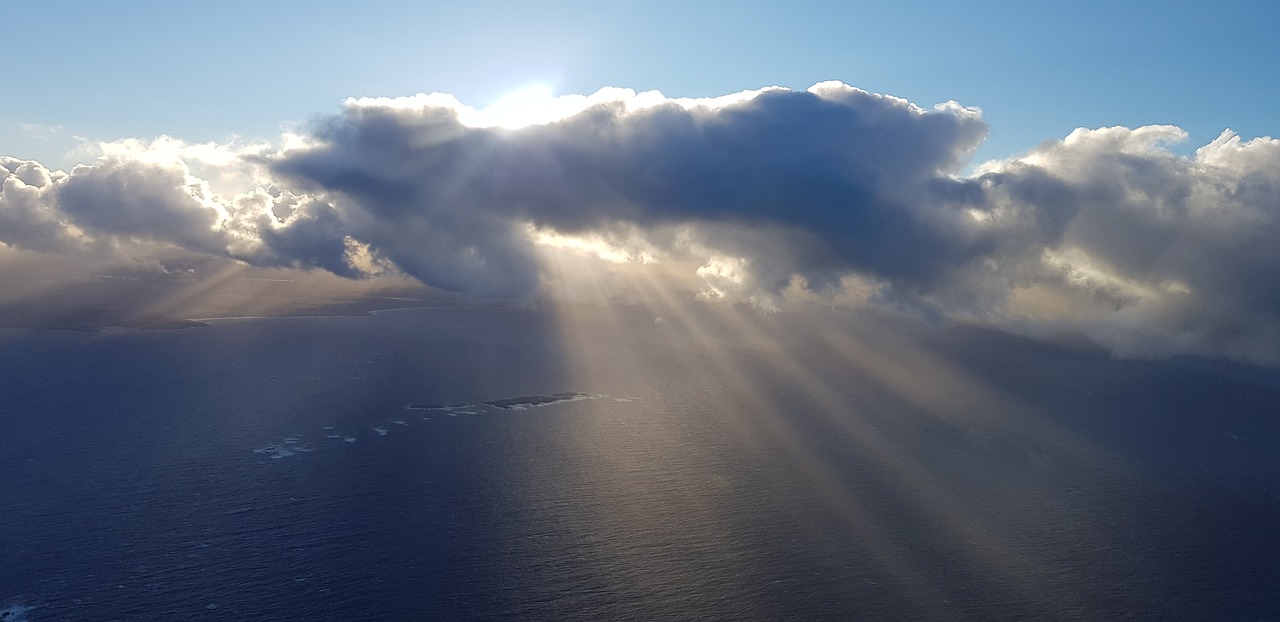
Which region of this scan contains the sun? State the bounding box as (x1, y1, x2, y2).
(475, 83, 560, 129)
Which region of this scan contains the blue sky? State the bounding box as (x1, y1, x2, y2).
(5, 1, 1278, 168)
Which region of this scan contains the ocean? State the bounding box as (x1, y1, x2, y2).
(2, 305, 1278, 620)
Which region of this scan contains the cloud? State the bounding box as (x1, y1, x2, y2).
(268, 81, 988, 297)
(960, 126, 1280, 362)
(0, 157, 73, 252)
(1, 83, 1278, 363)
(56, 157, 228, 254)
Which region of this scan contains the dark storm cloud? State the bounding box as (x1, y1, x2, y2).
(268, 84, 990, 296)
(252, 198, 362, 279)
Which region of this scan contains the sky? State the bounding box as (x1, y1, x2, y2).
(2, 1, 1280, 364)
(6, 1, 1278, 168)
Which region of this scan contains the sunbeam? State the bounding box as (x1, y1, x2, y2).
(523, 239, 1179, 616)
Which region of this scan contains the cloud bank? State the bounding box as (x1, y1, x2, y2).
(2, 82, 1278, 362)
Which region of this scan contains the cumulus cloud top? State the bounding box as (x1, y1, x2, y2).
(1, 83, 1277, 363)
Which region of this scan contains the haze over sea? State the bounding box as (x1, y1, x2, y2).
(3, 302, 1278, 620)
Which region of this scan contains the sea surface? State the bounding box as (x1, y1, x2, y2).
(2, 305, 1278, 620)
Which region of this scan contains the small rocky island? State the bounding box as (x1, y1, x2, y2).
(483, 392, 593, 410)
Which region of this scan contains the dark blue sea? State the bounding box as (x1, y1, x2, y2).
(2, 305, 1279, 620)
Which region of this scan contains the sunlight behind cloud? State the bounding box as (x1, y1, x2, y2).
(342, 84, 782, 131)
(528, 225, 654, 264)
(478, 84, 559, 129)
(464, 83, 785, 129)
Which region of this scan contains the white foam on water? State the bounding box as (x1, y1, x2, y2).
(251, 391, 643, 463)
(254, 440, 314, 459)
(0, 603, 33, 622)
